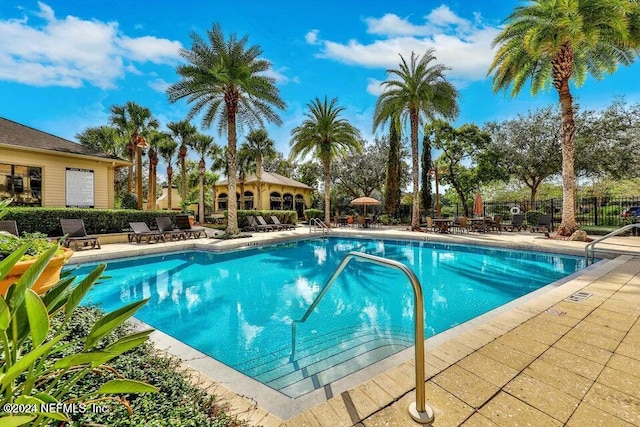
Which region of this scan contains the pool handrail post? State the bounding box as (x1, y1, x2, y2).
(291, 251, 434, 424)
(585, 223, 640, 264)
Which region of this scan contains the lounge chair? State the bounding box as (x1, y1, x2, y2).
(60, 219, 101, 250)
(504, 214, 526, 232)
(247, 215, 272, 232)
(256, 215, 277, 231)
(175, 214, 207, 238)
(0, 220, 19, 236)
(271, 215, 295, 230)
(128, 222, 165, 244)
(530, 214, 553, 233)
(155, 217, 187, 240)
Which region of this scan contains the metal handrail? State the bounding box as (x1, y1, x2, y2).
(290, 251, 434, 424)
(585, 223, 640, 264)
(309, 217, 329, 234)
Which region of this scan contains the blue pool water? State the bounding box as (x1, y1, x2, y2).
(70, 237, 587, 397)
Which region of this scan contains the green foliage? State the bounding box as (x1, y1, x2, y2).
(525, 210, 541, 226)
(3, 208, 181, 236)
(47, 307, 246, 427)
(0, 244, 156, 426)
(0, 232, 63, 261)
(303, 209, 323, 221)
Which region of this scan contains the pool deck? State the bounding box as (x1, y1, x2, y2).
(69, 225, 640, 426)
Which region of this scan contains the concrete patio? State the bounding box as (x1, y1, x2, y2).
(68, 225, 640, 426)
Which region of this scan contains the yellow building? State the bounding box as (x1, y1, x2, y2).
(0, 117, 130, 208)
(214, 170, 312, 219)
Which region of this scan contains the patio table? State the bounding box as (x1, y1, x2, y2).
(432, 218, 453, 233)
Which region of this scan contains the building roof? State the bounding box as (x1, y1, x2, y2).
(217, 170, 313, 190)
(0, 117, 129, 163)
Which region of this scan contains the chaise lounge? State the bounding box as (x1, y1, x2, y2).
(155, 217, 187, 240)
(128, 222, 165, 244)
(0, 220, 19, 236)
(175, 214, 207, 239)
(60, 219, 101, 250)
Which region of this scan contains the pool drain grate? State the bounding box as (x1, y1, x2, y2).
(565, 291, 593, 302)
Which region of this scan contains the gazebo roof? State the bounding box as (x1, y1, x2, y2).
(216, 171, 312, 190)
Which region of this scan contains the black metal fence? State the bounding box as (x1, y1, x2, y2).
(451, 196, 640, 227)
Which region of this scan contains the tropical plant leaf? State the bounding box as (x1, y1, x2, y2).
(24, 289, 49, 347)
(84, 299, 148, 350)
(103, 330, 153, 356)
(0, 335, 62, 388)
(0, 242, 29, 282)
(41, 277, 75, 314)
(9, 245, 58, 310)
(0, 297, 10, 331)
(0, 415, 37, 427)
(65, 264, 106, 318)
(52, 351, 115, 369)
(95, 379, 157, 394)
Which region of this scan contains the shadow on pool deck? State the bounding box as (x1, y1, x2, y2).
(68, 226, 640, 426)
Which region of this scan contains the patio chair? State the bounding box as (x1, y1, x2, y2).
(128, 222, 165, 244)
(175, 214, 207, 238)
(451, 216, 469, 233)
(255, 215, 276, 231)
(530, 214, 553, 233)
(490, 215, 503, 233)
(356, 215, 367, 228)
(0, 220, 19, 236)
(271, 215, 295, 230)
(155, 217, 187, 240)
(60, 219, 101, 250)
(247, 215, 273, 232)
(504, 214, 526, 232)
(423, 216, 437, 232)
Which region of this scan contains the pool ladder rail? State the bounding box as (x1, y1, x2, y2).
(290, 251, 434, 424)
(309, 218, 330, 235)
(585, 223, 640, 264)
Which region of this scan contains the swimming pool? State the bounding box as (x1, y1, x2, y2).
(71, 237, 587, 399)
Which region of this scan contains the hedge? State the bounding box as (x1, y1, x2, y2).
(3, 207, 182, 236)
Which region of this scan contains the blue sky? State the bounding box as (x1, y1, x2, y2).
(1, 1, 639, 166)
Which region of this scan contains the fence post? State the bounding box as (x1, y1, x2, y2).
(593, 196, 598, 226)
(550, 198, 555, 229)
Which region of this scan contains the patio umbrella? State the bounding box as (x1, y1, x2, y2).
(351, 196, 381, 215)
(473, 192, 483, 217)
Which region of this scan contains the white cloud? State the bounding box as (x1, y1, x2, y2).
(314, 6, 500, 84)
(0, 2, 182, 89)
(148, 78, 171, 93)
(366, 78, 385, 96)
(262, 67, 299, 85)
(305, 29, 320, 44)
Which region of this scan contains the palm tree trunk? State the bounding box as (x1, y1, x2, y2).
(410, 108, 420, 231)
(226, 103, 240, 235)
(167, 166, 173, 210)
(323, 158, 331, 227)
(256, 156, 262, 210)
(557, 81, 578, 236)
(179, 145, 187, 204)
(199, 159, 205, 224)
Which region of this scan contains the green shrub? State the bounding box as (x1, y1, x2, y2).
(525, 210, 542, 226)
(581, 225, 620, 236)
(303, 209, 323, 221)
(3, 208, 183, 236)
(0, 232, 64, 261)
(120, 193, 138, 210)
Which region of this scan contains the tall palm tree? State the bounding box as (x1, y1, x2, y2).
(76, 126, 126, 158)
(290, 96, 362, 226)
(244, 129, 276, 210)
(373, 50, 459, 231)
(109, 102, 159, 208)
(158, 138, 178, 210)
(189, 133, 219, 223)
(489, 0, 639, 236)
(167, 120, 198, 205)
(167, 23, 285, 235)
(145, 131, 171, 210)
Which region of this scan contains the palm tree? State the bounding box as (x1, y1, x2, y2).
(76, 126, 126, 157)
(109, 102, 159, 208)
(237, 145, 255, 210)
(189, 133, 219, 223)
(244, 129, 276, 210)
(145, 131, 171, 210)
(290, 96, 362, 226)
(373, 50, 459, 231)
(208, 144, 226, 213)
(158, 138, 179, 210)
(167, 23, 285, 235)
(167, 120, 198, 205)
(489, 0, 639, 236)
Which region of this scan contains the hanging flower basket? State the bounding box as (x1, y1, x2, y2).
(0, 247, 74, 296)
